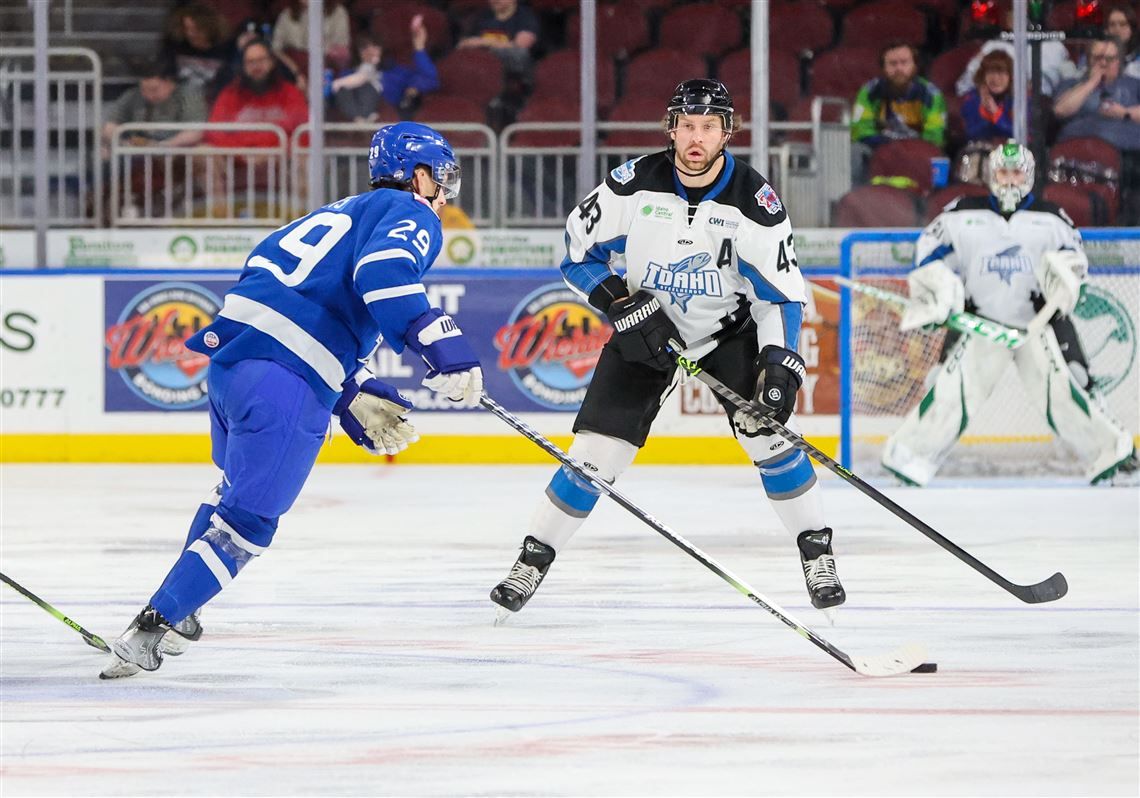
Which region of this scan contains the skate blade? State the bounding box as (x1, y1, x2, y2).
(819, 606, 839, 626)
(99, 655, 141, 680)
(493, 606, 514, 627)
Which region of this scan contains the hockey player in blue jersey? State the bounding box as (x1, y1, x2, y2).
(100, 122, 484, 679)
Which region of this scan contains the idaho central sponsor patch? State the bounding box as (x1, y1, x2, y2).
(755, 183, 783, 215)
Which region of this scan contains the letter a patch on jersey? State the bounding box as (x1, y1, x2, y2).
(755, 183, 782, 215)
(640, 253, 723, 311)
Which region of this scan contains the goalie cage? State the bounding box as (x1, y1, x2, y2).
(838, 229, 1139, 478)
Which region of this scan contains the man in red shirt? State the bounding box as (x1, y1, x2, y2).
(201, 39, 307, 217)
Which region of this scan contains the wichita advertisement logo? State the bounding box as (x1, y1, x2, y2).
(493, 284, 611, 410)
(105, 282, 219, 409)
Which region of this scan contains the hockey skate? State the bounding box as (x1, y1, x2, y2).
(489, 535, 556, 625)
(159, 612, 202, 657)
(99, 606, 172, 679)
(797, 528, 846, 619)
(1092, 448, 1140, 487)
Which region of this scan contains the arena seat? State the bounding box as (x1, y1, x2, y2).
(433, 49, 505, 107)
(1044, 182, 1103, 226)
(834, 184, 922, 227)
(603, 95, 669, 149)
(922, 183, 990, 223)
(368, 2, 451, 60)
(718, 48, 801, 112)
(769, 0, 835, 55)
(623, 49, 712, 103)
(809, 45, 880, 99)
(566, 4, 650, 61)
(658, 3, 744, 59)
(510, 97, 583, 147)
(928, 43, 980, 97)
(532, 49, 617, 112)
(1048, 137, 1123, 174)
(413, 95, 489, 145)
(841, 0, 928, 47)
(869, 139, 946, 194)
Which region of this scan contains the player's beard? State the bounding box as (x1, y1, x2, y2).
(676, 144, 717, 174)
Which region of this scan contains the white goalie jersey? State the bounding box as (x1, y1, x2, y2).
(915, 195, 1086, 328)
(560, 151, 807, 357)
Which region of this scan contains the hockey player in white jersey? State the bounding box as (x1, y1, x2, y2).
(882, 140, 1137, 486)
(489, 79, 845, 618)
(100, 123, 484, 678)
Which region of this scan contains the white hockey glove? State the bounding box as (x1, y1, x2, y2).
(333, 373, 419, 456)
(404, 308, 484, 405)
(901, 261, 965, 333)
(1036, 250, 1088, 316)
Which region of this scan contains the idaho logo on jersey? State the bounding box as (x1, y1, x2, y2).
(982, 244, 1034, 285)
(610, 158, 638, 185)
(641, 253, 724, 311)
(104, 281, 220, 411)
(755, 183, 783, 215)
(494, 284, 612, 410)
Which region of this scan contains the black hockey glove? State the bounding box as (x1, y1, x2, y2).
(734, 345, 806, 436)
(605, 291, 685, 372)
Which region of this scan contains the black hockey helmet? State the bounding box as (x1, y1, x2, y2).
(667, 79, 735, 134)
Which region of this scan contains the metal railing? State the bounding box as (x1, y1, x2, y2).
(109, 123, 289, 227)
(0, 46, 102, 226)
(290, 122, 498, 225)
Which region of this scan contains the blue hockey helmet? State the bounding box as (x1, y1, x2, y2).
(367, 122, 461, 199)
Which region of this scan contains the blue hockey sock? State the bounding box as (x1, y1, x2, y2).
(545, 465, 603, 518)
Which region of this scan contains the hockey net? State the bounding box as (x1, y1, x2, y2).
(839, 230, 1140, 478)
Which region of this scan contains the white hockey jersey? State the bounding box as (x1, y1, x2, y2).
(560, 150, 806, 358)
(916, 194, 1085, 328)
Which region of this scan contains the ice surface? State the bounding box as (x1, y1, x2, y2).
(2, 464, 1137, 796)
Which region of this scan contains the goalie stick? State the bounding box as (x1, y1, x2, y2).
(1, 571, 111, 652)
(665, 342, 1069, 605)
(479, 394, 927, 677)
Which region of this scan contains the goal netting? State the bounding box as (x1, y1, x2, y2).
(840, 230, 1140, 478)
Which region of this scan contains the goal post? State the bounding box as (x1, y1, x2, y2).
(836, 228, 1140, 477)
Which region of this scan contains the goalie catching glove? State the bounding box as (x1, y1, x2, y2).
(900, 261, 965, 332)
(734, 345, 806, 436)
(1035, 249, 1088, 317)
(334, 372, 419, 455)
(405, 308, 484, 405)
(605, 290, 685, 372)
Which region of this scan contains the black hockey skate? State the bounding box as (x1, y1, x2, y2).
(490, 535, 556, 622)
(99, 606, 172, 679)
(160, 612, 203, 657)
(797, 528, 846, 611)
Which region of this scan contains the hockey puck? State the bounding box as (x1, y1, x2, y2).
(911, 662, 938, 673)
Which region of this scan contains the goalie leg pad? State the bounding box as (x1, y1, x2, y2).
(531, 432, 638, 551)
(882, 336, 1012, 485)
(1013, 328, 1134, 483)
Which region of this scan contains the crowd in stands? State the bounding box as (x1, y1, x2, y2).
(101, 0, 1140, 226)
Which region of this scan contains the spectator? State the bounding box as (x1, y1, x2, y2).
(205, 40, 309, 149)
(457, 0, 540, 116)
(851, 41, 947, 182)
(272, 0, 352, 80)
(331, 16, 439, 123)
(1054, 37, 1140, 223)
(961, 50, 1015, 142)
(1105, 4, 1140, 79)
(162, 2, 235, 100)
(102, 59, 207, 156)
(956, 9, 1077, 98)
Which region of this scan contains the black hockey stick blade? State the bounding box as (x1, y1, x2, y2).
(0, 571, 112, 653)
(667, 343, 1069, 605)
(479, 394, 927, 677)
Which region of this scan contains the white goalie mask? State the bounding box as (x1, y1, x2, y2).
(986, 140, 1035, 213)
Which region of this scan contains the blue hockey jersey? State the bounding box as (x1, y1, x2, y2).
(187, 188, 442, 408)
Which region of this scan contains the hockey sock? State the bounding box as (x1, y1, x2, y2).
(757, 449, 826, 535)
(150, 507, 276, 625)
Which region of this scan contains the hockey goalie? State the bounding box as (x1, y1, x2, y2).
(881, 141, 1138, 486)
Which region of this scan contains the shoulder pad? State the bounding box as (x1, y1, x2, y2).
(709, 160, 788, 227)
(947, 195, 992, 213)
(604, 151, 674, 196)
(1023, 197, 1077, 228)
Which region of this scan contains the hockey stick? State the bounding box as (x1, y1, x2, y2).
(478, 394, 927, 677)
(831, 276, 1028, 349)
(0, 571, 111, 652)
(665, 343, 1068, 604)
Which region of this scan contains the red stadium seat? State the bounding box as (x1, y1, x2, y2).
(604, 95, 669, 149)
(566, 4, 650, 61)
(532, 49, 617, 112)
(810, 45, 880, 98)
(834, 185, 922, 227)
(414, 94, 488, 145)
(658, 3, 744, 59)
(841, 0, 927, 47)
(922, 183, 989, 223)
(1048, 137, 1123, 174)
(928, 44, 980, 97)
(1042, 183, 1098, 227)
(369, 2, 451, 60)
(623, 48, 712, 104)
(1046, 0, 1077, 32)
(784, 95, 849, 143)
(511, 96, 584, 147)
(433, 49, 505, 107)
(869, 139, 947, 194)
(200, 0, 259, 29)
(718, 48, 801, 112)
(770, 0, 836, 55)
(528, 0, 581, 12)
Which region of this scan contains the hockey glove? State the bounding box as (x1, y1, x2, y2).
(606, 291, 685, 372)
(405, 308, 484, 405)
(334, 373, 418, 456)
(901, 261, 965, 333)
(734, 345, 806, 436)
